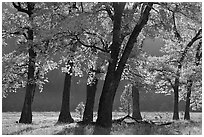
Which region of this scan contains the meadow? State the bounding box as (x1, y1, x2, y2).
(2, 111, 202, 135)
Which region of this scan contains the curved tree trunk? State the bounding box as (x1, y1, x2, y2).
(184, 79, 193, 120)
(58, 61, 74, 123)
(94, 2, 125, 129)
(94, 3, 153, 131)
(82, 77, 98, 123)
(132, 86, 142, 120)
(173, 77, 179, 120)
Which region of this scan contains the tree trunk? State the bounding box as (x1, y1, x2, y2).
(94, 3, 152, 130)
(93, 80, 118, 134)
(19, 28, 36, 123)
(58, 61, 74, 123)
(132, 86, 142, 120)
(184, 79, 193, 120)
(184, 41, 201, 120)
(95, 3, 125, 129)
(83, 77, 98, 123)
(95, 69, 119, 128)
(173, 77, 179, 120)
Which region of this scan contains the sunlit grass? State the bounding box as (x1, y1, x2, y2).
(2, 111, 202, 135)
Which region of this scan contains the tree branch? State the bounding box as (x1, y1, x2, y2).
(12, 2, 30, 15)
(179, 29, 202, 64)
(105, 5, 114, 21)
(83, 30, 110, 52)
(143, 2, 159, 14)
(195, 40, 202, 66)
(115, 3, 153, 78)
(75, 35, 108, 53)
(195, 36, 202, 41)
(172, 5, 182, 41)
(80, 2, 84, 13)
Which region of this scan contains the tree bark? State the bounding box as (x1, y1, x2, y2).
(95, 70, 119, 128)
(173, 77, 179, 120)
(19, 47, 36, 123)
(132, 86, 142, 120)
(83, 77, 98, 123)
(184, 79, 193, 120)
(58, 61, 74, 123)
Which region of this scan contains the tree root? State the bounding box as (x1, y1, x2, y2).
(112, 115, 173, 126)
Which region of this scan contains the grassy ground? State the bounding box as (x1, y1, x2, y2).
(2, 111, 202, 135)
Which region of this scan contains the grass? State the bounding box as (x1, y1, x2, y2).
(2, 111, 202, 135)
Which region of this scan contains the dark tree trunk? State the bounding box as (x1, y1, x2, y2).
(93, 81, 118, 134)
(19, 48, 36, 124)
(19, 29, 36, 123)
(13, 2, 36, 124)
(58, 61, 74, 123)
(83, 77, 98, 123)
(94, 3, 153, 131)
(173, 77, 179, 120)
(171, 29, 202, 120)
(184, 80, 193, 120)
(95, 3, 125, 130)
(184, 41, 201, 120)
(132, 86, 142, 120)
(95, 70, 119, 128)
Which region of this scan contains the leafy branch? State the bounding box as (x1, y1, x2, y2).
(195, 40, 202, 66)
(74, 35, 108, 53)
(152, 68, 175, 88)
(83, 29, 110, 52)
(116, 3, 153, 78)
(172, 5, 182, 41)
(179, 29, 202, 65)
(12, 2, 34, 17)
(155, 2, 201, 24)
(105, 4, 114, 21)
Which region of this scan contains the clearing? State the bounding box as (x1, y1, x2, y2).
(2, 111, 202, 135)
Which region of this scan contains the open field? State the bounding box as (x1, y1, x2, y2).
(2, 111, 202, 135)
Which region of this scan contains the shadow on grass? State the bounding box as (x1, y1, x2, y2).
(9, 127, 34, 135)
(54, 123, 111, 135)
(53, 119, 201, 135)
(54, 124, 88, 135)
